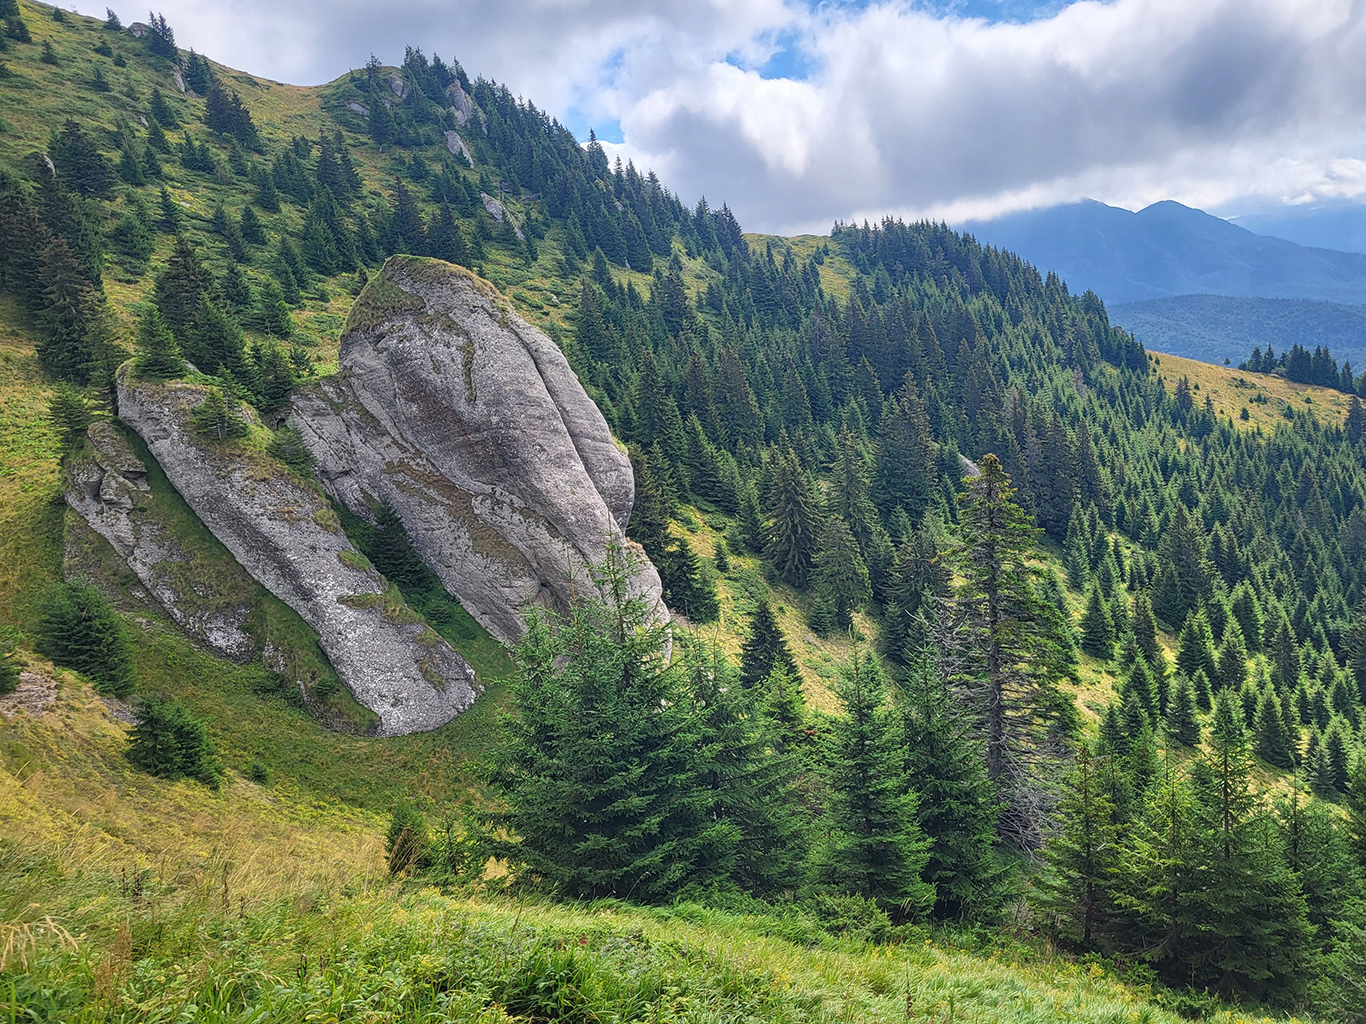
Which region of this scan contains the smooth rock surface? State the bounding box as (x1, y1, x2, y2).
(118, 372, 478, 736)
(63, 421, 257, 662)
(446, 82, 475, 126)
(291, 255, 665, 644)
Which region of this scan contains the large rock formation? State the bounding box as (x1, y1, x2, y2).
(62, 421, 256, 662)
(291, 256, 665, 644)
(117, 371, 478, 736)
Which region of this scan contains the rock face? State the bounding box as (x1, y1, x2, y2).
(63, 421, 256, 662)
(444, 130, 473, 167)
(118, 372, 478, 736)
(291, 256, 665, 644)
(446, 82, 475, 126)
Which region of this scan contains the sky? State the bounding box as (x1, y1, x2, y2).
(67, 0, 1366, 235)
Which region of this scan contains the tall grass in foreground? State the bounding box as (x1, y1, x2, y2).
(1, 830, 1297, 1024)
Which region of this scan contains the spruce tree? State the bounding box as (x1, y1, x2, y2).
(686, 637, 808, 895)
(132, 304, 183, 380)
(809, 517, 870, 633)
(1036, 745, 1119, 947)
(897, 656, 1006, 920)
(1063, 505, 1091, 590)
(1253, 689, 1296, 769)
(491, 545, 720, 901)
(1079, 580, 1114, 660)
(817, 650, 934, 918)
(127, 695, 222, 788)
(1269, 614, 1302, 689)
(35, 579, 136, 697)
(948, 454, 1079, 846)
(1216, 621, 1250, 691)
(189, 386, 249, 441)
(1166, 673, 1201, 746)
(764, 446, 822, 588)
(1131, 591, 1162, 666)
(1176, 609, 1218, 684)
(1185, 692, 1313, 998)
(739, 599, 798, 689)
(365, 503, 428, 592)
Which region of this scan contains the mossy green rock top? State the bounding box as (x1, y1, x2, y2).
(294, 256, 665, 643)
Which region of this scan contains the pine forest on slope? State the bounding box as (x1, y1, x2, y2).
(2, 2, 1366, 1020)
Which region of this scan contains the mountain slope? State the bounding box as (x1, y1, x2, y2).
(961, 198, 1366, 304)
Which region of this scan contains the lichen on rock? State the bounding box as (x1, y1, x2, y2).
(63, 420, 257, 663)
(116, 370, 479, 736)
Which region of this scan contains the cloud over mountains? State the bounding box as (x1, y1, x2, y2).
(76, 0, 1366, 232)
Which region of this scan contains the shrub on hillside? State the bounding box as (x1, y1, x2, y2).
(127, 695, 222, 788)
(386, 804, 432, 874)
(35, 580, 136, 697)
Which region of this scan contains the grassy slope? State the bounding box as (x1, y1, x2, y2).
(1150, 350, 1355, 431)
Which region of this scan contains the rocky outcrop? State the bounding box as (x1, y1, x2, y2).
(479, 192, 524, 240)
(117, 372, 478, 736)
(446, 82, 475, 126)
(291, 256, 665, 645)
(348, 101, 370, 117)
(444, 130, 473, 167)
(63, 421, 256, 662)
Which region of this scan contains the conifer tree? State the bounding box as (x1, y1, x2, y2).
(127, 695, 221, 788)
(1165, 673, 1199, 746)
(132, 304, 183, 380)
(947, 453, 1079, 845)
(686, 638, 808, 895)
(1079, 580, 1114, 659)
(366, 503, 427, 592)
(897, 655, 1005, 919)
(35, 579, 136, 697)
(1036, 745, 1119, 947)
(1063, 505, 1091, 590)
(739, 599, 798, 690)
(1254, 689, 1296, 769)
(1151, 504, 1209, 626)
(189, 386, 248, 441)
(1269, 614, 1303, 689)
(1216, 621, 1250, 691)
(764, 446, 822, 588)
(1176, 609, 1218, 685)
(817, 650, 934, 918)
(1184, 692, 1313, 998)
(1131, 591, 1162, 666)
(1347, 755, 1366, 872)
(809, 518, 870, 633)
(491, 545, 721, 901)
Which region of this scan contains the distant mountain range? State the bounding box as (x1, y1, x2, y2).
(959, 199, 1366, 368)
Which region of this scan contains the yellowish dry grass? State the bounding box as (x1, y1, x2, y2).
(1149, 350, 1353, 431)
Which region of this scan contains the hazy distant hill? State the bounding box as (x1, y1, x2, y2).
(961, 199, 1366, 305)
(1110, 294, 1366, 369)
(1233, 204, 1366, 256)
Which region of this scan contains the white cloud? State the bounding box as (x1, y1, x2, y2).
(74, 0, 1366, 231)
